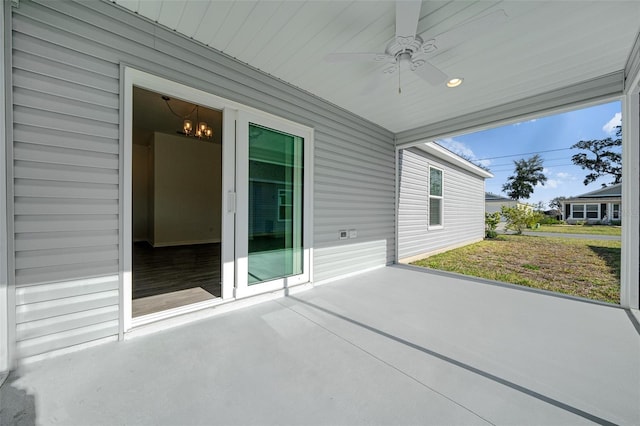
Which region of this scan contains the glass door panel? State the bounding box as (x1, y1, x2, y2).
(235, 110, 311, 298)
(248, 124, 304, 284)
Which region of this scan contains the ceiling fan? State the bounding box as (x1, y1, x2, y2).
(324, 1, 507, 92)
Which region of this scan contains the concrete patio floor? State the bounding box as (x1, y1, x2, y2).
(6, 266, 640, 425)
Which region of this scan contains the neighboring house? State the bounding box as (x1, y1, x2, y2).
(485, 193, 533, 221)
(562, 184, 622, 224)
(544, 209, 563, 221)
(0, 1, 638, 372)
(398, 143, 493, 262)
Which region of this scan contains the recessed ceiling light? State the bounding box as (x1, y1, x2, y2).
(446, 78, 463, 88)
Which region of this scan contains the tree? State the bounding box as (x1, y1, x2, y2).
(571, 125, 621, 187)
(501, 154, 547, 200)
(500, 206, 544, 235)
(549, 196, 566, 212)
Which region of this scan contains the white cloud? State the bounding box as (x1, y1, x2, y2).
(556, 172, 570, 179)
(436, 138, 491, 167)
(537, 179, 559, 189)
(512, 118, 537, 127)
(602, 112, 621, 134)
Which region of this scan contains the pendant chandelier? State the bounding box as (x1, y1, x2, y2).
(162, 96, 213, 139)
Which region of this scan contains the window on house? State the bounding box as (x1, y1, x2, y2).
(572, 204, 584, 218)
(429, 167, 443, 227)
(612, 203, 620, 219)
(586, 204, 599, 219)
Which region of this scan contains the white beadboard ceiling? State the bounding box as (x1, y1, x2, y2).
(113, 0, 640, 133)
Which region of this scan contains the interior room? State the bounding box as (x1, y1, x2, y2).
(132, 86, 223, 317)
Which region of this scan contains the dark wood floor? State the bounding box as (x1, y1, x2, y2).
(132, 242, 221, 299)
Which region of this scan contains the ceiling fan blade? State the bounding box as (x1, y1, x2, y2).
(396, 0, 422, 39)
(422, 9, 507, 53)
(324, 52, 394, 63)
(361, 70, 392, 95)
(412, 61, 449, 86)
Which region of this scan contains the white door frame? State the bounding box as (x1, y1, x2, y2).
(120, 67, 314, 333)
(234, 110, 313, 299)
(121, 68, 238, 332)
(1, 0, 9, 372)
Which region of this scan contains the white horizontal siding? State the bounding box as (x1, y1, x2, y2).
(398, 148, 485, 261)
(9, 0, 395, 359)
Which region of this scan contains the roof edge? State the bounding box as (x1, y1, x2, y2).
(415, 142, 494, 179)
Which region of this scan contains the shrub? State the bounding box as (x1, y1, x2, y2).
(500, 206, 544, 235)
(485, 212, 501, 239)
(539, 216, 563, 225)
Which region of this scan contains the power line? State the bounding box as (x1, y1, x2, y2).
(489, 163, 576, 173)
(476, 147, 573, 161)
(489, 156, 571, 168)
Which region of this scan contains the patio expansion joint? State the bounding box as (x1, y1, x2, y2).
(273, 298, 496, 426)
(278, 296, 622, 426)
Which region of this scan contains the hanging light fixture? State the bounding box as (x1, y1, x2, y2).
(162, 96, 212, 140)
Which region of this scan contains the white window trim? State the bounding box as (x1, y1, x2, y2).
(612, 203, 621, 220)
(585, 203, 600, 220)
(428, 165, 444, 230)
(571, 204, 585, 219)
(571, 203, 601, 220)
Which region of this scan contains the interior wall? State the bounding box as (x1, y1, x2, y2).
(151, 132, 222, 246)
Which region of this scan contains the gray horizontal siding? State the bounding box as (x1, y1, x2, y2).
(10, 0, 395, 357)
(14, 276, 119, 358)
(398, 148, 485, 261)
(12, 1, 122, 358)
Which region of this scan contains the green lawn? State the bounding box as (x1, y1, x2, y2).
(411, 235, 620, 304)
(528, 224, 621, 236)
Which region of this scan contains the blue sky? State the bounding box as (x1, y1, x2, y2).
(437, 101, 622, 209)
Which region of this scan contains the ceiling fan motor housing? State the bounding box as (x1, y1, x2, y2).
(386, 35, 437, 71)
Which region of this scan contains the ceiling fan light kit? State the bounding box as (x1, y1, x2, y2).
(447, 78, 464, 88)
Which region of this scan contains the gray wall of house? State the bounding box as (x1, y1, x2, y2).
(485, 200, 517, 221)
(9, 0, 395, 359)
(397, 148, 485, 261)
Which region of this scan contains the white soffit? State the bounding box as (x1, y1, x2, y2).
(113, 1, 640, 134)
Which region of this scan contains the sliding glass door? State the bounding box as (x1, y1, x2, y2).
(236, 112, 311, 297)
(247, 124, 304, 284)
